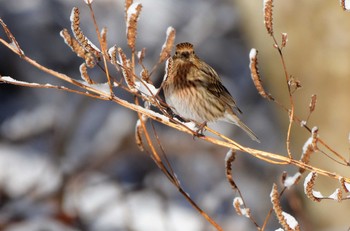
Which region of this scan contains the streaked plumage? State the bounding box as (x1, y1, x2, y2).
(163, 42, 260, 142)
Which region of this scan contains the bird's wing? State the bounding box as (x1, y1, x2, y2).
(198, 60, 242, 114)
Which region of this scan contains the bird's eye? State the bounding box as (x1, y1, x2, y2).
(175, 51, 178, 55)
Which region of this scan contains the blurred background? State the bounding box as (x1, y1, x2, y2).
(0, 0, 349, 230)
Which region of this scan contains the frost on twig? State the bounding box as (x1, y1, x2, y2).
(0, 76, 82, 96)
(271, 184, 301, 231)
(1, 76, 42, 87)
(249, 48, 274, 100)
(0, 18, 24, 56)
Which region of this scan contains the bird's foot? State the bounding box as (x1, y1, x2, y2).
(192, 121, 207, 139)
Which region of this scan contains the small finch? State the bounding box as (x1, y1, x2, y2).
(163, 42, 260, 142)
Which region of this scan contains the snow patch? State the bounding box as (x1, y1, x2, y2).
(249, 48, 257, 60)
(283, 172, 301, 189)
(282, 211, 299, 230)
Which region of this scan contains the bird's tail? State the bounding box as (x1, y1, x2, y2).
(236, 119, 260, 143)
(224, 112, 260, 143)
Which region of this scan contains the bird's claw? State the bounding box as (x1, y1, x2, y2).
(192, 121, 207, 139)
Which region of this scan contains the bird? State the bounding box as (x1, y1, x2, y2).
(162, 42, 260, 142)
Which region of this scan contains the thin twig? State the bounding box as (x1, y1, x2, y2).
(86, 4, 114, 96)
(135, 98, 223, 230)
(0, 42, 347, 182)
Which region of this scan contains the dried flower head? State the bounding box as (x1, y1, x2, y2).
(233, 197, 251, 218)
(263, 0, 274, 36)
(304, 172, 321, 202)
(288, 75, 302, 93)
(79, 63, 95, 84)
(126, 3, 142, 52)
(70, 7, 101, 60)
(299, 127, 318, 173)
(281, 32, 288, 48)
(309, 94, 317, 113)
(271, 184, 301, 230)
(225, 149, 237, 190)
(135, 119, 144, 151)
(60, 28, 96, 68)
(118, 47, 136, 92)
(249, 48, 274, 100)
(159, 27, 176, 63)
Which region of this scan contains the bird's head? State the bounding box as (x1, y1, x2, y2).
(173, 42, 196, 61)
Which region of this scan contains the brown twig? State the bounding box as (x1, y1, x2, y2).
(85, 4, 114, 96)
(0, 45, 348, 184)
(225, 150, 260, 229)
(134, 97, 223, 230)
(2, 35, 349, 184)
